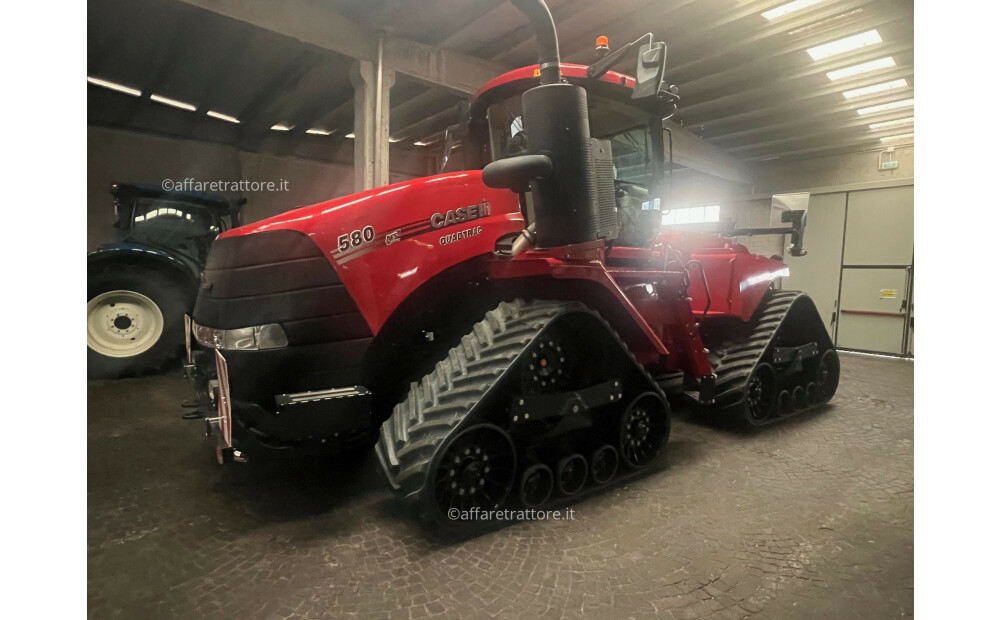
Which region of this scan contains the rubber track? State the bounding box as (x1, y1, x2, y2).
(375, 298, 666, 524)
(708, 290, 805, 410)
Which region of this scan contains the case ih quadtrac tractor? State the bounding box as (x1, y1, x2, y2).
(186, 0, 839, 531)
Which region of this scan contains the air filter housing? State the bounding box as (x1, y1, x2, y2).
(521, 82, 600, 248)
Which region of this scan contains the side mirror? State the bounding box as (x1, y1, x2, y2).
(632, 42, 666, 100)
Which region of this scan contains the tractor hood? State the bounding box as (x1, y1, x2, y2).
(214, 171, 524, 332)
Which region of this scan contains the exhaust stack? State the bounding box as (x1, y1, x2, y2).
(483, 0, 601, 249)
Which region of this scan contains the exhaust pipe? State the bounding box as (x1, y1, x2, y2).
(511, 0, 561, 85)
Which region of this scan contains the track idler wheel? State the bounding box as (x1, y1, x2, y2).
(556, 454, 588, 495)
(520, 463, 554, 508)
(590, 445, 619, 484)
(777, 390, 792, 416)
(620, 392, 670, 469)
(806, 382, 819, 405)
(744, 363, 777, 425)
(792, 385, 808, 410)
(432, 424, 516, 517)
(815, 350, 840, 402)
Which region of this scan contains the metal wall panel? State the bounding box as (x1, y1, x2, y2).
(842, 186, 914, 266)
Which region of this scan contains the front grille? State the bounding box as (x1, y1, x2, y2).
(591, 138, 619, 241)
(194, 229, 373, 344)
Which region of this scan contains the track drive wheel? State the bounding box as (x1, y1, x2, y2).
(620, 392, 670, 469)
(431, 424, 516, 520)
(815, 350, 840, 402)
(520, 464, 554, 508)
(743, 363, 777, 426)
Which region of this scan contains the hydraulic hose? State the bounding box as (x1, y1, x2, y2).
(511, 0, 561, 85)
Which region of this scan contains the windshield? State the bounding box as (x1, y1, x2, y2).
(127, 198, 220, 251)
(487, 92, 657, 187)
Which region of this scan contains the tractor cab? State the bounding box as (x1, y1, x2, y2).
(466, 61, 677, 248)
(110, 183, 244, 265)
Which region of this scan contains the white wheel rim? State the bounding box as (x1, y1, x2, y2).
(87, 290, 165, 358)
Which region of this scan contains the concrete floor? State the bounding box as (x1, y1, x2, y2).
(88, 354, 913, 619)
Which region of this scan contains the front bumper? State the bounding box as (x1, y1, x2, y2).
(186, 318, 376, 462)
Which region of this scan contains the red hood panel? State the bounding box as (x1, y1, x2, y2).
(220, 171, 524, 333)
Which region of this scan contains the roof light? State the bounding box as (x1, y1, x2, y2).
(842, 78, 907, 98)
(305, 128, 332, 135)
(806, 29, 882, 60)
(87, 76, 141, 97)
(868, 116, 913, 130)
(206, 110, 239, 124)
(857, 98, 914, 115)
(762, 0, 828, 21)
(270, 123, 293, 131)
(344, 133, 355, 139)
(826, 56, 895, 81)
(150, 94, 197, 111)
(880, 132, 913, 142)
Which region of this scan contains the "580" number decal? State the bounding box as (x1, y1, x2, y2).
(337, 225, 375, 252)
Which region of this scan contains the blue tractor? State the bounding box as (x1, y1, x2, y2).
(87, 183, 245, 379)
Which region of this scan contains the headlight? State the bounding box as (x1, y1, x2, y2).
(192, 321, 289, 351)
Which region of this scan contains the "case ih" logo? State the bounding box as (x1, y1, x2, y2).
(430, 200, 491, 229)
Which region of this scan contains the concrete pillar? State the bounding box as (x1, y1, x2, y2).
(350, 56, 394, 192)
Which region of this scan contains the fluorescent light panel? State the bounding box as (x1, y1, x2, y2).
(826, 56, 895, 81)
(206, 110, 239, 124)
(842, 78, 907, 98)
(305, 128, 332, 135)
(868, 116, 913, 130)
(150, 93, 197, 111)
(87, 76, 141, 97)
(762, 0, 827, 21)
(807, 29, 882, 60)
(270, 123, 293, 131)
(857, 98, 913, 115)
(344, 133, 355, 139)
(414, 140, 432, 146)
(880, 132, 913, 142)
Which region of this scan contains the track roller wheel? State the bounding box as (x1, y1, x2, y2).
(520, 463, 554, 508)
(620, 392, 670, 469)
(815, 350, 840, 402)
(556, 454, 588, 495)
(777, 390, 792, 416)
(432, 424, 516, 519)
(806, 382, 819, 405)
(792, 385, 808, 410)
(590, 445, 619, 484)
(744, 363, 777, 426)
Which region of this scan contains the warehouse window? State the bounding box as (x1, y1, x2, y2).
(662, 204, 721, 227)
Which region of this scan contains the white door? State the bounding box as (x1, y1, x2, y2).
(783, 192, 846, 338)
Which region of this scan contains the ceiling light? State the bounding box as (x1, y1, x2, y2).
(150, 94, 197, 111)
(868, 116, 913, 130)
(414, 140, 432, 146)
(842, 78, 907, 98)
(87, 76, 141, 97)
(857, 98, 913, 115)
(389, 137, 403, 143)
(270, 123, 293, 131)
(880, 132, 913, 142)
(206, 110, 239, 124)
(761, 0, 827, 21)
(826, 56, 895, 81)
(345, 133, 355, 139)
(806, 29, 882, 60)
(305, 128, 332, 135)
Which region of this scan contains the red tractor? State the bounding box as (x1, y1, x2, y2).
(186, 0, 838, 531)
